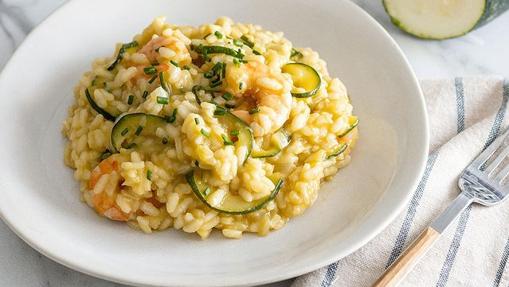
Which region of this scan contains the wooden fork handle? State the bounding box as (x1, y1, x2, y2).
(372, 227, 440, 287)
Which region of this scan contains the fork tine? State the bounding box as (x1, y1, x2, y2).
(494, 163, 509, 183)
(471, 127, 509, 169)
(485, 144, 509, 174)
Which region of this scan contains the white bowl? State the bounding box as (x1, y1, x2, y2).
(0, 0, 428, 286)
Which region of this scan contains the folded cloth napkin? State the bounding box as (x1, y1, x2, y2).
(292, 77, 509, 287)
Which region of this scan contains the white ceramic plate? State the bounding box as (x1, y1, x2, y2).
(0, 0, 429, 286)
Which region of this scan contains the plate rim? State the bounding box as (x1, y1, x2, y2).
(0, 0, 429, 286)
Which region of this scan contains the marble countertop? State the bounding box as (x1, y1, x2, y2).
(1, 0, 508, 286)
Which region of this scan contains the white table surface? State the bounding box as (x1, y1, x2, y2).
(1, 0, 508, 286)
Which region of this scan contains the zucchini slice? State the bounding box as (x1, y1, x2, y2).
(326, 116, 358, 159)
(338, 116, 359, 138)
(110, 113, 168, 152)
(252, 130, 290, 158)
(185, 169, 283, 214)
(326, 143, 347, 160)
(383, 0, 508, 40)
(282, 63, 321, 98)
(85, 89, 117, 121)
(215, 110, 253, 164)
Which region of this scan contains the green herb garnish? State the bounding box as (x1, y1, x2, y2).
(144, 66, 157, 75)
(194, 118, 200, 125)
(142, 90, 149, 99)
(222, 134, 234, 145)
(135, 125, 143, 136)
(230, 129, 240, 136)
(222, 92, 233, 101)
(166, 108, 178, 123)
(210, 81, 222, 88)
(214, 106, 227, 116)
(240, 35, 254, 48)
(127, 95, 134, 105)
(159, 72, 171, 94)
(148, 74, 158, 84)
(146, 169, 152, 180)
(192, 45, 244, 59)
(170, 60, 179, 67)
(121, 128, 129, 136)
(157, 96, 169, 105)
(214, 31, 223, 39)
(200, 129, 210, 137)
(233, 39, 243, 47)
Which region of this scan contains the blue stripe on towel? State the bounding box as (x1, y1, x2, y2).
(320, 262, 339, 287)
(455, 78, 465, 133)
(385, 151, 440, 268)
(435, 80, 509, 287)
(492, 236, 509, 287)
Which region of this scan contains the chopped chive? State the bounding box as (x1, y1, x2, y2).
(159, 72, 171, 94)
(195, 160, 199, 167)
(212, 62, 223, 72)
(210, 74, 221, 84)
(240, 35, 254, 48)
(225, 102, 236, 109)
(157, 96, 169, 105)
(146, 169, 152, 180)
(183, 65, 190, 70)
(233, 39, 243, 47)
(100, 150, 112, 160)
(170, 60, 179, 67)
(203, 33, 211, 39)
(239, 82, 244, 90)
(142, 90, 149, 98)
(107, 41, 139, 71)
(210, 80, 222, 88)
(249, 107, 259, 114)
(192, 45, 244, 59)
(222, 62, 226, 78)
(166, 108, 178, 123)
(214, 106, 227, 116)
(144, 66, 157, 75)
(162, 137, 169, 144)
(127, 95, 134, 105)
(200, 128, 210, 137)
(223, 93, 233, 101)
(123, 142, 137, 149)
(204, 70, 215, 78)
(135, 125, 143, 136)
(291, 48, 303, 59)
(214, 31, 223, 39)
(148, 74, 158, 83)
(233, 58, 241, 67)
(230, 129, 240, 136)
(222, 134, 234, 145)
(121, 128, 129, 136)
(194, 118, 200, 125)
(252, 49, 262, 55)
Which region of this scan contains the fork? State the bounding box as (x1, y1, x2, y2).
(373, 128, 509, 287)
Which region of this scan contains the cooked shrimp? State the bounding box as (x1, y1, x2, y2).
(139, 36, 191, 65)
(88, 155, 130, 221)
(226, 61, 292, 137)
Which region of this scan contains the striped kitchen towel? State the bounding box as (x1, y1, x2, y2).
(292, 77, 509, 287)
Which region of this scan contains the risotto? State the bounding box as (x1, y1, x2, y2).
(62, 17, 358, 239)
